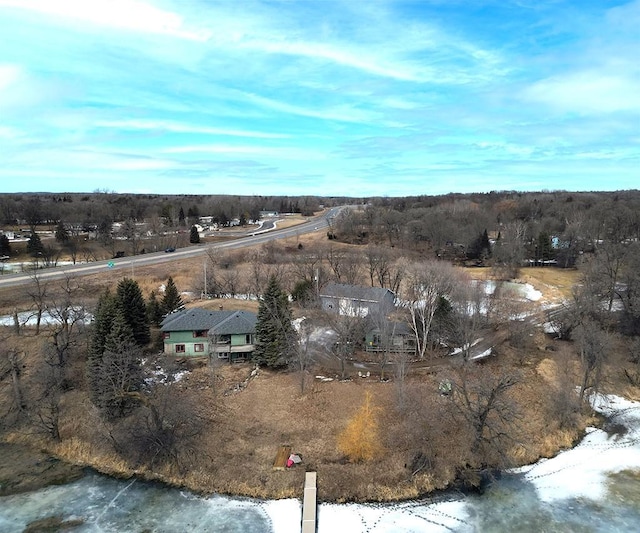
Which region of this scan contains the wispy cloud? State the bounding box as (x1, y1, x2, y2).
(0, 0, 637, 195)
(0, 0, 209, 40)
(97, 119, 291, 139)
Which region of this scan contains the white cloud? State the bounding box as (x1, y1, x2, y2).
(96, 119, 291, 139)
(524, 70, 640, 114)
(164, 144, 324, 160)
(0, 0, 209, 41)
(0, 63, 21, 90)
(240, 91, 380, 124)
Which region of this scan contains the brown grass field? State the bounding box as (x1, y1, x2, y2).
(2, 229, 638, 502)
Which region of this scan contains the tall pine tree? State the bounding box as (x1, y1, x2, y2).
(161, 276, 183, 315)
(27, 233, 44, 257)
(189, 225, 200, 244)
(116, 278, 150, 346)
(146, 290, 163, 326)
(254, 276, 296, 368)
(87, 290, 118, 409)
(88, 286, 146, 418)
(55, 220, 69, 243)
(99, 312, 142, 418)
(0, 234, 10, 257)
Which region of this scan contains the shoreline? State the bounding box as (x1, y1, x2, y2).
(0, 442, 84, 497)
(0, 429, 587, 505)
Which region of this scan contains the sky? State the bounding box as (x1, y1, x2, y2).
(0, 0, 638, 197)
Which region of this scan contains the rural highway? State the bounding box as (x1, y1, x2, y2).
(0, 207, 344, 290)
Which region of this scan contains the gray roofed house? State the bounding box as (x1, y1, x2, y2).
(161, 308, 257, 360)
(365, 321, 416, 355)
(319, 282, 396, 318)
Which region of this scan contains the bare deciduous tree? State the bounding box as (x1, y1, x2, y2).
(111, 380, 214, 473)
(575, 319, 610, 403)
(292, 318, 314, 394)
(403, 261, 457, 359)
(26, 270, 48, 335)
(491, 221, 527, 279)
(452, 367, 521, 475)
(325, 311, 366, 380)
(449, 277, 487, 361)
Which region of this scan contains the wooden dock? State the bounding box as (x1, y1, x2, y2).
(301, 471, 317, 533)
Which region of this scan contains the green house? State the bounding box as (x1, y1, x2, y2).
(160, 308, 257, 361)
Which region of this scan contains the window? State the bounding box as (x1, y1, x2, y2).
(163, 332, 170, 339)
(245, 334, 252, 344)
(194, 343, 204, 352)
(193, 330, 207, 338)
(175, 344, 185, 353)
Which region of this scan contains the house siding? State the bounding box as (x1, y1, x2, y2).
(161, 308, 257, 358)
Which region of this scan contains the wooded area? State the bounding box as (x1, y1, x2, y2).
(1, 190, 639, 501)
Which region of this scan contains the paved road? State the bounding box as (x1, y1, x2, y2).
(0, 207, 343, 290)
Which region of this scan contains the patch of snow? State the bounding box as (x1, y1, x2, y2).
(469, 348, 492, 360)
(0, 307, 92, 327)
(261, 499, 300, 533)
(522, 283, 542, 301)
(310, 500, 470, 533)
(145, 368, 189, 385)
(449, 338, 483, 356)
(292, 317, 305, 332)
(514, 394, 640, 503)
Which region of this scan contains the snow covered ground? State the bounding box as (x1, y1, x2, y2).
(0, 307, 92, 327)
(515, 394, 640, 503)
(481, 280, 542, 301)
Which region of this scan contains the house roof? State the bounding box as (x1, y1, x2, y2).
(319, 282, 394, 303)
(210, 310, 257, 335)
(369, 321, 413, 336)
(160, 308, 256, 334)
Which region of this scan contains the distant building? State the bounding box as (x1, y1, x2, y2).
(319, 283, 396, 318)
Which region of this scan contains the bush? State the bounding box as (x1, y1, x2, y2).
(337, 391, 383, 463)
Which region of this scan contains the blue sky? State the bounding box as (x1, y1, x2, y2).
(0, 0, 638, 197)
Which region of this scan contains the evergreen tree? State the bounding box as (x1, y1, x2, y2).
(116, 278, 150, 346)
(89, 290, 117, 356)
(96, 310, 142, 418)
(254, 276, 296, 368)
(189, 225, 200, 244)
(178, 207, 186, 226)
(467, 229, 491, 261)
(55, 220, 70, 243)
(161, 276, 183, 315)
(88, 290, 144, 418)
(87, 290, 118, 407)
(146, 290, 163, 326)
(187, 205, 199, 219)
(537, 232, 555, 264)
(27, 233, 44, 257)
(0, 234, 10, 257)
